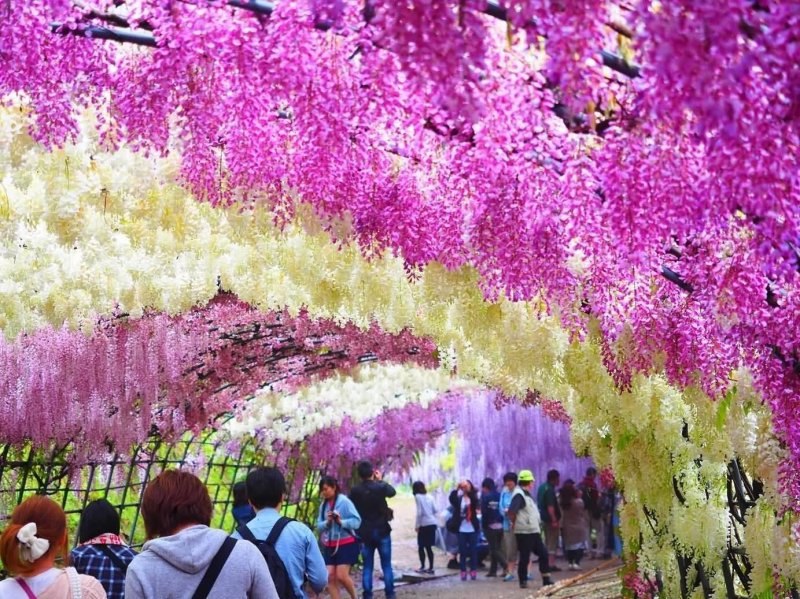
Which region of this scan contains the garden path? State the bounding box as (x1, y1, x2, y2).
(356, 494, 623, 599)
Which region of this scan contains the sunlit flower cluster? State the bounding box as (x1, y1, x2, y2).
(227, 363, 476, 444)
(563, 334, 796, 596)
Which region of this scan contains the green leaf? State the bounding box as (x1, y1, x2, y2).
(616, 430, 635, 451)
(715, 387, 734, 430)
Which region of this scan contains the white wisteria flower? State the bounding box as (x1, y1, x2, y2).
(226, 363, 476, 444)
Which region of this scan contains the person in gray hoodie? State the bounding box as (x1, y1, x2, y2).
(124, 470, 279, 599)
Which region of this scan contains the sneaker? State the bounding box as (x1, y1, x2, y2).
(470, 570, 477, 581)
(460, 571, 467, 581)
(573, 563, 583, 571)
(486, 571, 498, 578)
(519, 581, 529, 589)
(542, 577, 554, 586)
(414, 567, 426, 574)
(503, 573, 515, 582)
(425, 568, 435, 575)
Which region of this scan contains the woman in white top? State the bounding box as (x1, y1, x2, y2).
(412, 481, 438, 574)
(0, 495, 107, 599)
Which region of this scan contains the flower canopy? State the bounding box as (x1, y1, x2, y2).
(1, 1, 800, 596)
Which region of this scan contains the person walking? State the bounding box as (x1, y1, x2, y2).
(559, 480, 589, 570)
(348, 461, 397, 599)
(577, 467, 603, 558)
(447, 480, 480, 581)
(499, 472, 519, 582)
(412, 481, 437, 574)
(480, 478, 506, 578)
(537, 469, 561, 572)
(0, 495, 108, 599)
(507, 470, 553, 590)
(125, 470, 278, 599)
(316, 476, 361, 599)
(71, 499, 137, 599)
(232, 467, 327, 599)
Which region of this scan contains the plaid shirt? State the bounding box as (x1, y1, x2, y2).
(70, 537, 137, 599)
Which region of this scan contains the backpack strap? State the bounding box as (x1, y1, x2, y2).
(265, 516, 293, 546)
(191, 537, 237, 599)
(236, 523, 258, 543)
(236, 516, 294, 546)
(94, 544, 129, 573)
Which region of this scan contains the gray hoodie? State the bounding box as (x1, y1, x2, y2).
(125, 525, 279, 599)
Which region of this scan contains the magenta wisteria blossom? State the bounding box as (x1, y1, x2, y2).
(2, 1, 796, 395)
(0, 294, 436, 456)
(278, 392, 465, 496)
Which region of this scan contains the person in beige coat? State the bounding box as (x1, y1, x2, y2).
(559, 480, 590, 570)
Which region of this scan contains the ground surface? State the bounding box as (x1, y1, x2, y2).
(350, 495, 623, 599)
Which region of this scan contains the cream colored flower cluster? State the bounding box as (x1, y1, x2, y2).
(562, 337, 797, 596)
(0, 107, 571, 405)
(225, 362, 475, 444)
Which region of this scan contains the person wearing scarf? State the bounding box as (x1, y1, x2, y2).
(448, 480, 480, 581)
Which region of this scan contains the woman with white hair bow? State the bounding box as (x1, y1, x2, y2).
(0, 495, 106, 599)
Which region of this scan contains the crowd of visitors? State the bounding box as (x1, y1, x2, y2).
(0, 462, 618, 598)
(428, 466, 619, 589)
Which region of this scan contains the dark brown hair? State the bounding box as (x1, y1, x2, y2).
(141, 470, 213, 539)
(559, 480, 578, 510)
(0, 496, 68, 576)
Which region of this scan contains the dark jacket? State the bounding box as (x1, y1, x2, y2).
(578, 476, 602, 519)
(448, 489, 480, 533)
(349, 480, 396, 540)
(480, 490, 503, 529)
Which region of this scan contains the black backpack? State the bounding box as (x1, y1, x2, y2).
(237, 517, 295, 599)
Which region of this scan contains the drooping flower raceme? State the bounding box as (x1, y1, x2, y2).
(226, 362, 476, 445)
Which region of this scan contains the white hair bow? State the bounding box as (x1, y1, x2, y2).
(17, 522, 50, 563)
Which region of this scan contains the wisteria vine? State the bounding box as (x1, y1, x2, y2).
(0, 294, 436, 456)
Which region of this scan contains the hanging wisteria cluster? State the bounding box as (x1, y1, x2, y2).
(409, 391, 593, 495)
(2, 1, 798, 501)
(2, 1, 800, 596)
(274, 391, 468, 494)
(227, 362, 475, 444)
(0, 294, 437, 455)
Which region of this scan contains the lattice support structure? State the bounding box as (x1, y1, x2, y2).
(0, 432, 325, 561)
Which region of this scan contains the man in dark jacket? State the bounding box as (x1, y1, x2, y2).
(349, 461, 396, 599)
(480, 477, 507, 577)
(578, 467, 603, 557)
